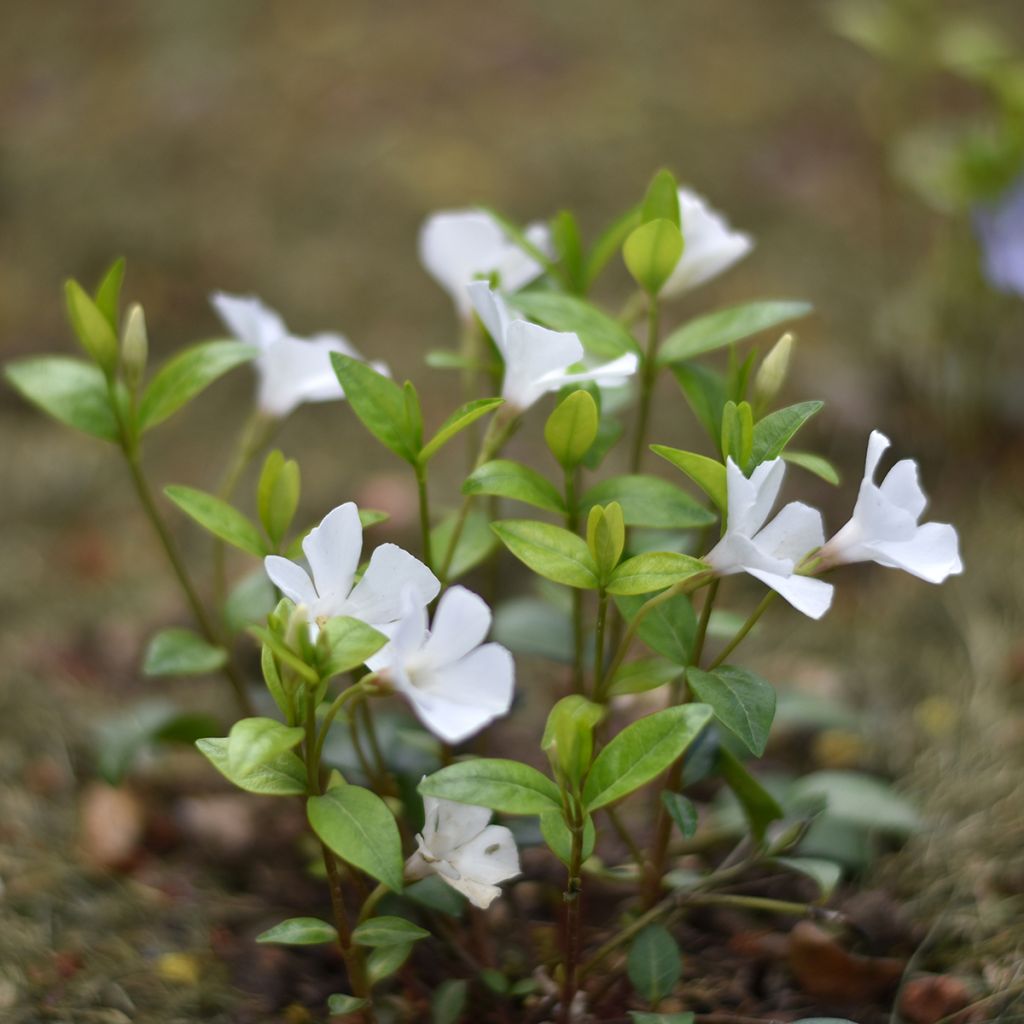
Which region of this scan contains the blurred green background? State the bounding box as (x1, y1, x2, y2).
(1, 0, 1022, 1019)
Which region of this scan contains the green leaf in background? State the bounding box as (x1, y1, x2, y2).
(580, 474, 714, 530)
(545, 389, 599, 469)
(539, 810, 596, 866)
(196, 737, 307, 796)
(425, 350, 495, 372)
(256, 917, 338, 945)
(606, 657, 683, 697)
(137, 340, 258, 431)
(672, 362, 728, 443)
(491, 597, 574, 663)
(307, 785, 405, 891)
(352, 916, 430, 947)
(328, 994, 370, 1015)
(431, 978, 469, 1024)
(419, 397, 504, 463)
(627, 923, 681, 1003)
(317, 617, 387, 679)
(782, 450, 840, 485)
(403, 380, 424, 453)
(613, 590, 698, 666)
(717, 747, 784, 842)
(581, 416, 624, 471)
(790, 771, 921, 836)
(650, 446, 727, 513)
(623, 218, 684, 295)
(606, 552, 707, 596)
(224, 570, 277, 633)
(367, 942, 414, 986)
(65, 278, 119, 372)
(164, 484, 266, 556)
(657, 300, 813, 365)
(552, 209, 585, 292)
(419, 759, 562, 815)
(584, 204, 642, 287)
(142, 627, 228, 677)
(331, 353, 418, 462)
(257, 450, 300, 548)
(641, 168, 681, 226)
(630, 1012, 695, 1024)
(463, 459, 565, 514)
(511, 291, 639, 358)
(686, 665, 776, 757)
(661, 792, 699, 839)
(93, 258, 126, 333)
(227, 716, 305, 776)
(5, 357, 119, 442)
(431, 507, 499, 580)
(773, 856, 843, 901)
(749, 400, 823, 466)
(582, 704, 712, 811)
(492, 520, 600, 590)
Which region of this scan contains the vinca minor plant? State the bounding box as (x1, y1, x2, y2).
(5, 168, 962, 1023)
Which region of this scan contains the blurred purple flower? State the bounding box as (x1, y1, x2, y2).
(974, 177, 1024, 296)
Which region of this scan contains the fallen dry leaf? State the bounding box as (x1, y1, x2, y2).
(788, 920, 904, 1001)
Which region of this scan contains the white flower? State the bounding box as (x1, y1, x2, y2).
(660, 188, 753, 298)
(419, 208, 551, 318)
(820, 431, 963, 583)
(211, 292, 386, 418)
(706, 458, 833, 619)
(264, 502, 439, 630)
(406, 790, 520, 909)
(367, 586, 514, 744)
(467, 282, 638, 412)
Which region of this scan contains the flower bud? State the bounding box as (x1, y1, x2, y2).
(754, 332, 793, 408)
(121, 303, 148, 389)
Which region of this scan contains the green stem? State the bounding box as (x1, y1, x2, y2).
(629, 295, 660, 472)
(559, 797, 585, 1024)
(592, 589, 608, 695)
(414, 461, 433, 570)
(708, 591, 775, 670)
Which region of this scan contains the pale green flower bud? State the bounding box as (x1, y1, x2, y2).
(754, 332, 794, 408)
(121, 303, 148, 389)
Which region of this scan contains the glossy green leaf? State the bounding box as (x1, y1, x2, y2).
(545, 390, 599, 469)
(432, 507, 499, 580)
(580, 474, 714, 530)
(165, 484, 266, 556)
(256, 917, 337, 945)
(328, 994, 370, 1015)
(420, 398, 503, 462)
(419, 759, 561, 815)
(5, 357, 119, 442)
(431, 979, 469, 1024)
(673, 362, 727, 443)
(586, 503, 625, 581)
(317, 617, 387, 679)
(227, 716, 305, 776)
(137, 341, 258, 431)
(491, 520, 600, 590)
(613, 591, 698, 666)
(257, 450, 300, 547)
(628, 924, 681, 1003)
(353, 916, 430, 947)
(641, 168, 680, 226)
(142, 627, 228, 677)
(367, 942, 414, 986)
(196, 737, 307, 796)
(607, 552, 707, 596)
(541, 695, 604, 786)
(93, 258, 126, 333)
(463, 459, 565, 514)
(582, 704, 713, 811)
(657, 300, 813, 366)
(511, 292, 639, 358)
(686, 666, 776, 757)
(749, 401, 823, 466)
(606, 657, 683, 697)
(720, 399, 754, 466)
(307, 785, 405, 891)
(65, 278, 119, 372)
(650, 446, 727, 513)
(782, 450, 840, 485)
(331, 353, 418, 462)
(661, 792, 698, 839)
(623, 218, 684, 295)
(539, 810, 596, 866)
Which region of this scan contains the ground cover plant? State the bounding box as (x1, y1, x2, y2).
(5, 169, 968, 1023)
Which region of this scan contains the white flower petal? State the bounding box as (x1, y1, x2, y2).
(302, 503, 362, 608)
(548, 352, 640, 391)
(210, 292, 286, 349)
(753, 501, 824, 563)
(449, 824, 520, 886)
(502, 319, 583, 410)
(747, 568, 834, 619)
(424, 796, 492, 851)
(420, 586, 492, 667)
(863, 429, 891, 481)
(466, 281, 515, 357)
(442, 875, 503, 909)
(346, 544, 440, 626)
(264, 555, 317, 606)
(879, 459, 927, 520)
(726, 457, 785, 537)
(255, 335, 347, 417)
(866, 522, 963, 583)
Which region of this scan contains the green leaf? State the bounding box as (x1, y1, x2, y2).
(613, 591, 698, 666)
(686, 666, 776, 757)
(419, 398, 504, 463)
(93, 258, 126, 332)
(425, 350, 494, 372)
(657, 301, 813, 366)
(552, 209, 585, 292)
(331, 353, 418, 462)
(368, 942, 414, 986)
(582, 704, 712, 811)
(539, 810, 596, 866)
(196, 737, 307, 796)
(419, 759, 561, 815)
(720, 399, 754, 466)
(606, 657, 683, 697)
(317, 617, 387, 679)
(227, 716, 305, 776)
(782, 450, 840, 485)
(463, 460, 565, 514)
(650, 446, 727, 513)
(623, 218, 684, 295)
(774, 856, 843, 900)
(582, 416, 624, 471)
(256, 917, 338, 945)
(353, 916, 430, 947)
(545, 389, 599, 469)
(672, 362, 727, 443)
(307, 786, 405, 891)
(641, 168, 681, 226)
(403, 381, 424, 452)
(224, 570, 276, 633)
(328, 994, 370, 1015)
(65, 279, 119, 372)
(584, 204, 642, 287)
(630, 1013, 695, 1024)
(661, 792, 698, 839)
(142, 628, 228, 677)
(431, 979, 469, 1024)
(541, 695, 605, 786)
(580, 475, 714, 530)
(717, 747, 784, 842)
(586, 503, 625, 581)
(432, 507, 499, 580)
(511, 292, 639, 358)
(491, 520, 600, 590)
(607, 552, 707, 596)
(749, 401, 823, 466)
(164, 484, 266, 556)
(492, 597, 574, 663)
(627, 924, 681, 1003)
(790, 771, 920, 836)
(5, 357, 119, 442)
(137, 341, 258, 431)
(257, 450, 301, 547)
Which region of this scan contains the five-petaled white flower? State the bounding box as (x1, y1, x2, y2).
(820, 431, 963, 583)
(368, 586, 514, 744)
(467, 282, 638, 412)
(405, 789, 520, 909)
(660, 188, 753, 299)
(705, 458, 833, 619)
(211, 292, 386, 418)
(264, 502, 439, 630)
(419, 208, 551, 319)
